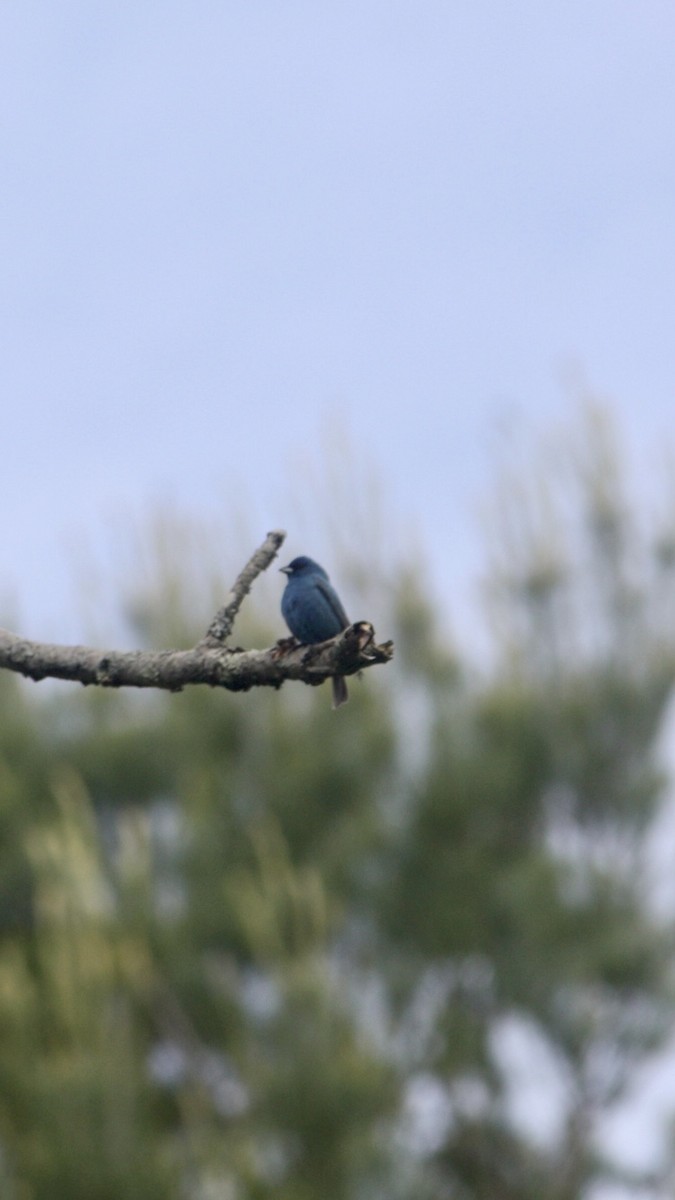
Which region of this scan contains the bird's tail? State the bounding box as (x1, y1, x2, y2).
(332, 675, 348, 709)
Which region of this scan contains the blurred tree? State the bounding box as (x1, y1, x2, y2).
(0, 407, 674, 1199)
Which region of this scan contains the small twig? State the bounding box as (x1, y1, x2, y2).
(199, 528, 286, 646)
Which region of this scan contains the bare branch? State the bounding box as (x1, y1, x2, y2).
(0, 532, 394, 697)
(0, 622, 393, 694)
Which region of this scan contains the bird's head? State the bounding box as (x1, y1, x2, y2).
(280, 556, 326, 578)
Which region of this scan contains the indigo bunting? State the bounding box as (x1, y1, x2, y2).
(280, 556, 349, 708)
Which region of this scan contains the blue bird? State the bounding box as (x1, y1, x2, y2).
(280, 556, 350, 708)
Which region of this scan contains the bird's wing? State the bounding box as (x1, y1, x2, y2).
(316, 577, 350, 630)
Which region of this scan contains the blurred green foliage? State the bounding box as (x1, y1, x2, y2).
(1, 411, 675, 1198)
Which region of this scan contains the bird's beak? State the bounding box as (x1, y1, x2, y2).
(280, 565, 291, 575)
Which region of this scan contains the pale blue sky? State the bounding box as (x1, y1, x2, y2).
(2, 1, 675, 637)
